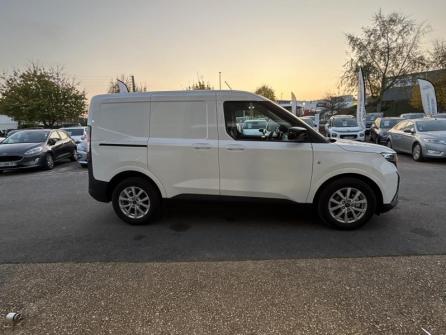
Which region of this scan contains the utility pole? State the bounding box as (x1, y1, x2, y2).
(219, 72, 222, 90)
(131, 75, 136, 92)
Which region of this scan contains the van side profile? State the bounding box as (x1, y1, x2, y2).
(88, 90, 399, 229)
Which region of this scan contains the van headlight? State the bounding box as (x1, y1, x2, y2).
(24, 146, 43, 155)
(331, 132, 337, 137)
(381, 152, 397, 166)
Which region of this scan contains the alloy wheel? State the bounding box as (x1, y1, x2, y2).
(328, 187, 368, 224)
(118, 186, 151, 219)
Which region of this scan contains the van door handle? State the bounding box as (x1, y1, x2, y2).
(225, 144, 245, 151)
(193, 143, 211, 150)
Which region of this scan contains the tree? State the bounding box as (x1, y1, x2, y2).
(255, 85, 276, 101)
(0, 64, 87, 127)
(108, 74, 147, 93)
(187, 80, 212, 90)
(323, 93, 348, 115)
(429, 40, 446, 70)
(341, 10, 429, 113)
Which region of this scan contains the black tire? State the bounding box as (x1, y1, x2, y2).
(317, 177, 377, 230)
(386, 139, 392, 149)
(412, 143, 424, 162)
(70, 149, 78, 162)
(112, 177, 161, 225)
(42, 153, 54, 170)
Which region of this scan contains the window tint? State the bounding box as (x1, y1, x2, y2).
(416, 120, 446, 132)
(224, 101, 305, 141)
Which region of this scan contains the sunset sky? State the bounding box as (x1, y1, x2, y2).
(1, 0, 445, 101)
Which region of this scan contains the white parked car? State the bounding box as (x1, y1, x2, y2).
(325, 115, 365, 141)
(300, 116, 318, 131)
(88, 90, 399, 229)
(241, 119, 268, 137)
(61, 126, 87, 144)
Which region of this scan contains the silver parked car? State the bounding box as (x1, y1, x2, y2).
(387, 118, 446, 161)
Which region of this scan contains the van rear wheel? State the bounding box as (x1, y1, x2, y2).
(112, 177, 160, 225)
(317, 177, 377, 230)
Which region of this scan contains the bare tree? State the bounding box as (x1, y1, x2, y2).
(187, 80, 212, 90)
(324, 93, 347, 116)
(429, 40, 446, 70)
(341, 10, 429, 113)
(108, 74, 147, 93)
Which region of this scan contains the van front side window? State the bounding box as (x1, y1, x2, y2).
(224, 101, 305, 141)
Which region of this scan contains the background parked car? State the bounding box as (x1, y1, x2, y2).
(325, 115, 365, 141)
(0, 137, 4, 143)
(241, 119, 268, 137)
(400, 113, 425, 119)
(387, 118, 446, 161)
(0, 129, 77, 171)
(300, 116, 318, 131)
(369, 117, 403, 144)
(61, 126, 87, 144)
(76, 139, 88, 168)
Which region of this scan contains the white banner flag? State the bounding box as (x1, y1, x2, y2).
(291, 92, 297, 116)
(356, 68, 366, 129)
(117, 80, 129, 93)
(417, 79, 437, 116)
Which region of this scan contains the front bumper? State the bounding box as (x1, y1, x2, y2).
(379, 173, 400, 213)
(0, 154, 44, 170)
(331, 133, 366, 141)
(422, 143, 446, 158)
(77, 150, 88, 164)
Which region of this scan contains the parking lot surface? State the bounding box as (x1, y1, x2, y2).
(0, 155, 445, 263)
(1, 156, 446, 334)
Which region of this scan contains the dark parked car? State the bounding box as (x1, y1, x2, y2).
(0, 129, 77, 171)
(369, 117, 403, 144)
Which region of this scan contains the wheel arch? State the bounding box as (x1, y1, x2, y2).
(107, 171, 164, 201)
(312, 173, 383, 213)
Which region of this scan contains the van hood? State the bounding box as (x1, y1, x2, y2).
(334, 139, 395, 154)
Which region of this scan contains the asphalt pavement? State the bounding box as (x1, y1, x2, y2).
(0, 155, 445, 263)
(1, 155, 446, 334)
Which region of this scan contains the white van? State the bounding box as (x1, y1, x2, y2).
(88, 90, 399, 229)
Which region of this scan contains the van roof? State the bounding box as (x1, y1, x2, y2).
(90, 90, 263, 102)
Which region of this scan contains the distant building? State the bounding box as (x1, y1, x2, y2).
(0, 115, 18, 131)
(384, 69, 446, 102)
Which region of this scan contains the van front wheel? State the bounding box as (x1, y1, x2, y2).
(317, 177, 377, 230)
(112, 177, 160, 225)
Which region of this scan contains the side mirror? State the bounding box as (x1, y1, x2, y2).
(404, 129, 415, 134)
(48, 138, 57, 146)
(288, 127, 308, 142)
